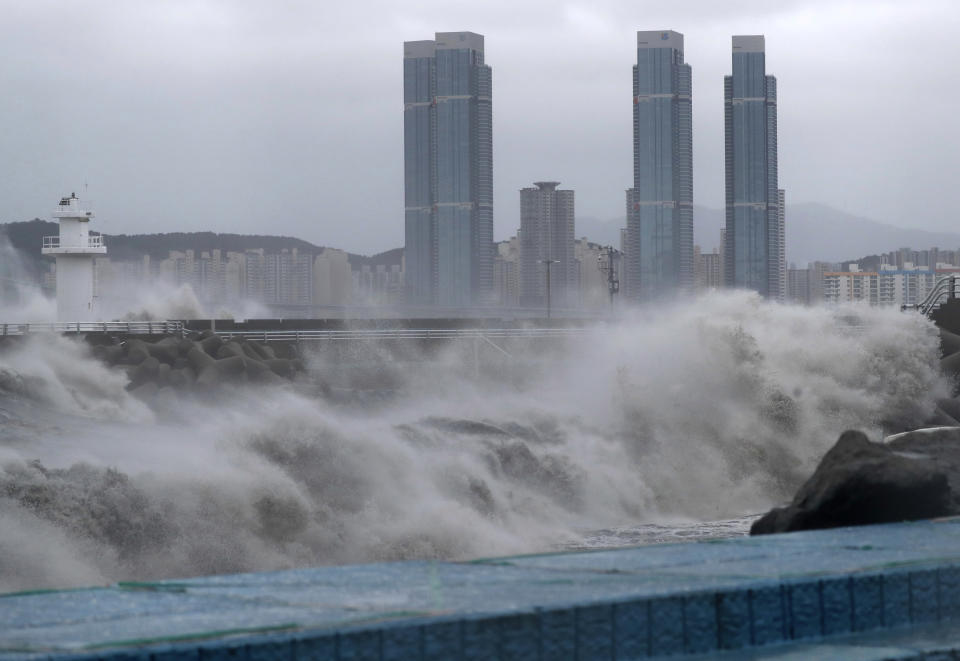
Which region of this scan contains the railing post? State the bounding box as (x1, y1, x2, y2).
(474, 335, 480, 378)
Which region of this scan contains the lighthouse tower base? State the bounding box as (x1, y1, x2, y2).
(55, 255, 97, 322)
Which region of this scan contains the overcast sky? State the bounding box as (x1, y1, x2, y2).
(1, 0, 957, 255)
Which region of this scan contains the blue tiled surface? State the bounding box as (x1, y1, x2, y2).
(8, 519, 960, 659)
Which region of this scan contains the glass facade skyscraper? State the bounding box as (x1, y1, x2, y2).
(724, 35, 783, 299)
(403, 32, 493, 307)
(625, 30, 693, 302)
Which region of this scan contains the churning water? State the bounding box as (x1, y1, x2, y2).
(0, 291, 948, 593)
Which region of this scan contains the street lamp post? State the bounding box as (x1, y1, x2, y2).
(540, 258, 558, 319)
(597, 246, 620, 309)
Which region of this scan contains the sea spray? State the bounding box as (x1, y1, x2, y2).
(0, 235, 56, 323)
(0, 291, 949, 592)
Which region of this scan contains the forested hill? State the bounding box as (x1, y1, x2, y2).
(0, 219, 402, 280)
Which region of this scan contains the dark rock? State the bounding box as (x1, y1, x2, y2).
(130, 357, 161, 386)
(751, 430, 953, 535)
(90, 333, 302, 396)
(166, 368, 190, 389)
(196, 355, 247, 389)
(929, 407, 960, 427)
(942, 351, 960, 380)
(240, 343, 263, 361)
(248, 341, 276, 361)
(888, 427, 960, 503)
(215, 355, 247, 376)
(124, 340, 150, 365)
(938, 397, 960, 422)
(941, 328, 960, 356)
(147, 342, 179, 365)
(156, 363, 171, 386)
(199, 334, 223, 356)
(100, 345, 125, 365)
(186, 346, 216, 372)
(246, 359, 284, 385)
(216, 342, 246, 360)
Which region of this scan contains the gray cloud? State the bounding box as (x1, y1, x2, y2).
(0, 0, 956, 254)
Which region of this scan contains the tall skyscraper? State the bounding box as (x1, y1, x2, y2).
(724, 35, 783, 299)
(403, 32, 493, 307)
(519, 182, 576, 308)
(624, 30, 693, 302)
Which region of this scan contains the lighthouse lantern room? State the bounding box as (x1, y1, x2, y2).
(41, 193, 107, 322)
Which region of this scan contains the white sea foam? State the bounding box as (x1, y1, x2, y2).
(0, 291, 948, 592)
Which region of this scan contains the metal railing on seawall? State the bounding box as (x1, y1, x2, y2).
(903, 274, 960, 315)
(209, 327, 590, 344)
(0, 321, 184, 336)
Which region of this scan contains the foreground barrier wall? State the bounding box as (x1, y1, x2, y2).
(7, 519, 960, 660)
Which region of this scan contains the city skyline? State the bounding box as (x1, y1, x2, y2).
(0, 2, 955, 256)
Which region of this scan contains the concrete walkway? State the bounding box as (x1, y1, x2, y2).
(6, 518, 960, 660)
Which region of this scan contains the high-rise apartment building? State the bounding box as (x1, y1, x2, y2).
(519, 182, 576, 308)
(403, 32, 493, 307)
(624, 30, 693, 301)
(493, 236, 520, 307)
(777, 189, 786, 301)
(724, 35, 783, 299)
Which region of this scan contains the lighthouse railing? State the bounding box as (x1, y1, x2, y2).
(42, 235, 104, 250)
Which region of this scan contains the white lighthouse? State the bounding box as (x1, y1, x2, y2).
(41, 193, 107, 321)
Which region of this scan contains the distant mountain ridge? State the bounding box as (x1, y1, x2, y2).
(0, 219, 403, 282)
(577, 204, 960, 266)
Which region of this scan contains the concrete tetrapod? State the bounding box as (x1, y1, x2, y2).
(88, 332, 305, 400)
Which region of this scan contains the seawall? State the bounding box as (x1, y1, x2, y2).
(7, 518, 960, 659)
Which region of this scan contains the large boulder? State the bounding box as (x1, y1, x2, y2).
(751, 429, 954, 535)
(941, 328, 960, 357)
(942, 351, 960, 381)
(887, 427, 960, 501)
